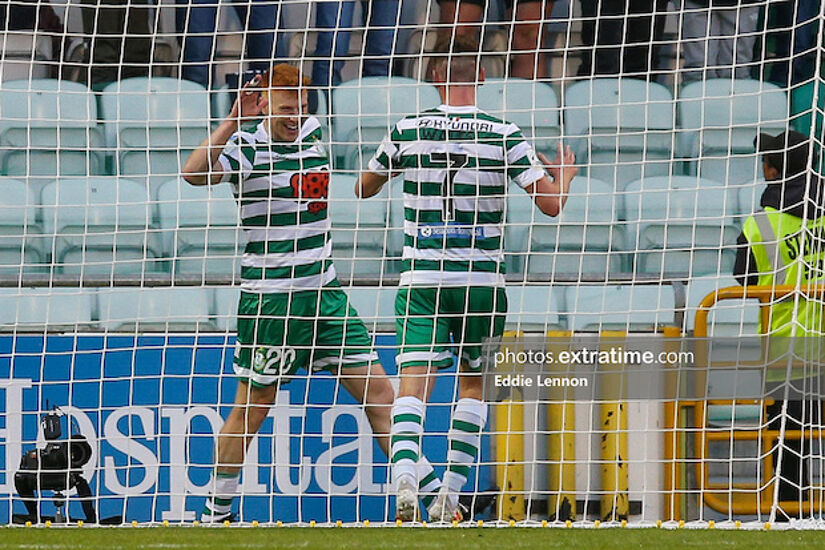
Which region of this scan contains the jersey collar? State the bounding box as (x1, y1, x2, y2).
(436, 104, 480, 114)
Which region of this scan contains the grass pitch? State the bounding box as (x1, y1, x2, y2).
(3, 527, 825, 550)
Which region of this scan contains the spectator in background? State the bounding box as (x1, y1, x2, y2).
(311, 0, 400, 91)
(504, 0, 557, 79)
(176, 0, 285, 89)
(434, 0, 560, 80)
(1, 0, 64, 78)
(436, 0, 486, 41)
(577, 0, 668, 79)
(79, 0, 154, 90)
(767, 0, 820, 87)
(679, 0, 760, 83)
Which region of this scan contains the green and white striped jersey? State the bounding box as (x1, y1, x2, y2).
(218, 116, 335, 293)
(368, 104, 546, 287)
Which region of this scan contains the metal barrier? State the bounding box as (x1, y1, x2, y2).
(674, 284, 825, 517)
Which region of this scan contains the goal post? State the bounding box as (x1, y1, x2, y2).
(0, 0, 824, 527)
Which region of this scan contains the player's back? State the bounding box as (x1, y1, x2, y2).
(372, 105, 542, 287)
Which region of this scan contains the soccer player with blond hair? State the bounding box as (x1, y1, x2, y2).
(357, 36, 577, 521)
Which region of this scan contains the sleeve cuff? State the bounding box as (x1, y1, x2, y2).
(513, 166, 547, 189)
(217, 155, 236, 183)
(367, 157, 389, 173)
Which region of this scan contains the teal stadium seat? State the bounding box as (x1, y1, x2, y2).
(41, 177, 163, 275)
(476, 77, 560, 156)
(0, 79, 103, 179)
(562, 284, 676, 332)
(312, 89, 331, 149)
(677, 79, 787, 185)
(0, 178, 45, 274)
(344, 286, 397, 333)
(504, 284, 562, 332)
(97, 287, 215, 331)
(328, 173, 391, 280)
(504, 183, 540, 274)
(623, 176, 739, 276)
(100, 77, 211, 187)
(685, 275, 761, 337)
(0, 288, 95, 330)
(685, 275, 764, 446)
(565, 78, 675, 190)
(156, 178, 242, 277)
(526, 176, 625, 278)
(213, 286, 241, 331)
(331, 77, 441, 169)
(210, 85, 233, 130)
(736, 180, 767, 217)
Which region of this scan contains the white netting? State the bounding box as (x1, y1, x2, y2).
(0, 0, 823, 527)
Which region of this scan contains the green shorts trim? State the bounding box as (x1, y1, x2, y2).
(234, 284, 378, 386)
(395, 286, 507, 372)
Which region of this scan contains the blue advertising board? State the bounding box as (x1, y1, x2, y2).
(0, 334, 491, 523)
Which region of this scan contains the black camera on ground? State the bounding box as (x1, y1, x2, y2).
(13, 407, 96, 524)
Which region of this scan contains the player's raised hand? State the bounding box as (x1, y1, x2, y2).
(228, 74, 269, 122)
(539, 143, 577, 185)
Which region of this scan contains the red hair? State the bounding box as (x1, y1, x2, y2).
(262, 63, 309, 90)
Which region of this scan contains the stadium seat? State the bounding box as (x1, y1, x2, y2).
(685, 275, 761, 337)
(0, 288, 95, 330)
(97, 287, 216, 331)
(328, 173, 391, 280)
(685, 274, 764, 437)
(735, 180, 768, 218)
(504, 183, 541, 274)
(526, 176, 625, 278)
(791, 80, 824, 138)
(213, 286, 241, 331)
(504, 284, 562, 332)
(344, 286, 397, 333)
(562, 283, 677, 332)
(0, 32, 52, 82)
(623, 176, 739, 276)
(565, 78, 675, 189)
(476, 78, 560, 155)
(41, 177, 163, 275)
(156, 178, 242, 277)
(210, 85, 233, 124)
(100, 77, 211, 186)
(0, 178, 45, 274)
(677, 79, 787, 185)
(0, 79, 104, 178)
(331, 77, 441, 169)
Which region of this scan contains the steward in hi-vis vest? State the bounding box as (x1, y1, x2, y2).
(734, 130, 825, 338)
(732, 130, 825, 508)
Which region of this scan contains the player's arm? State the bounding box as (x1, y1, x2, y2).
(523, 143, 577, 217)
(356, 129, 402, 198)
(182, 75, 269, 186)
(355, 171, 392, 198)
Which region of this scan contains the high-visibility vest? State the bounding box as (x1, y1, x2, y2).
(741, 206, 825, 336)
(742, 207, 825, 381)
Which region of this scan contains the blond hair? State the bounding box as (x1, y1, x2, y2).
(429, 34, 481, 83)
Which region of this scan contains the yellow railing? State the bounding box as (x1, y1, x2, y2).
(684, 284, 825, 516)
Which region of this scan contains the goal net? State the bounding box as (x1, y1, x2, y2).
(0, 0, 823, 527)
